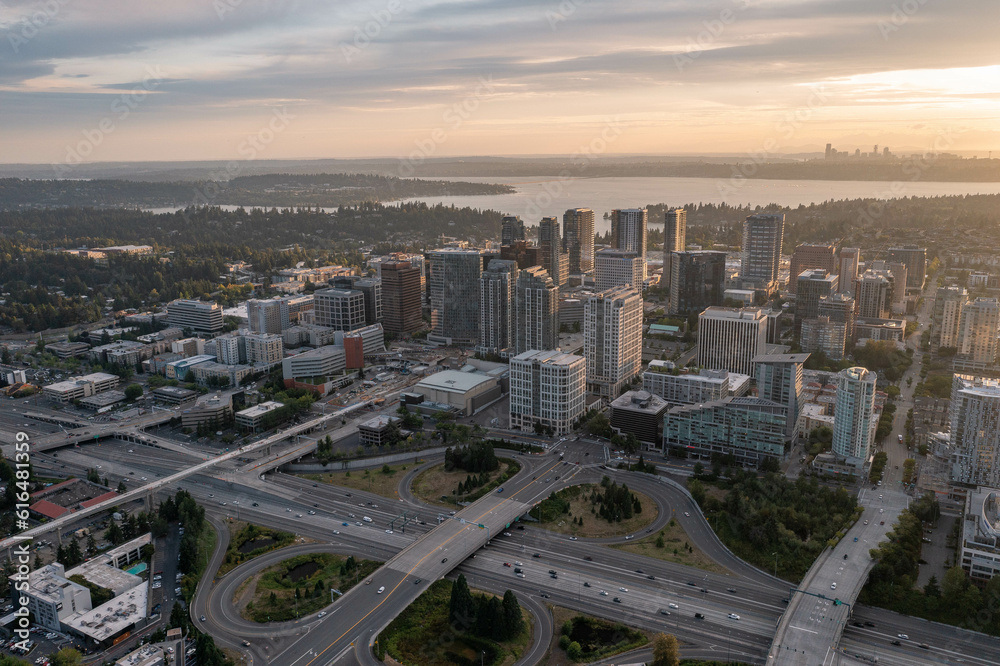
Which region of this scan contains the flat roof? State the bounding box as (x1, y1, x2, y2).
(152, 386, 198, 398)
(417, 370, 496, 393)
(236, 401, 285, 418)
(64, 584, 147, 642)
(753, 353, 811, 364)
(511, 349, 585, 367)
(80, 391, 127, 408)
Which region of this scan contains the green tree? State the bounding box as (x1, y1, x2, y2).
(651, 633, 680, 666)
(117, 480, 127, 494)
(48, 648, 83, 666)
(449, 574, 475, 628)
(501, 589, 524, 640)
(124, 383, 143, 401)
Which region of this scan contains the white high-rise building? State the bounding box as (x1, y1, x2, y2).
(951, 375, 1000, 487)
(244, 333, 283, 366)
(594, 248, 643, 292)
(509, 349, 586, 436)
(166, 299, 224, 334)
(740, 214, 784, 291)
(856, 270, 893, 319)
(957, 298, 1000, 367)
(831, 366, 878, 468)
(247, 299, 283, 334)
(584, 286, 643, 400)
(937, 286, 968, 349)
(697, 307, 768, 376)
(478, 259, 517, 356)
(838, 248, 860, 295)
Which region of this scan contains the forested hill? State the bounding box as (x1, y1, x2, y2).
(0, 173, 513, 210)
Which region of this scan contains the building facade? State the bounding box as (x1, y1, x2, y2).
(563, 207, 595, 273)
(478, 259, 517, 356)
(509, 350, 586, 435)
(313, 288, 367, 331)
(856, 270, 893, 319)
(610, 208, 648, 279)
(697, 307, 769, 376)
(888, 245, 927, 290)
(740, 214, 784, 291)
(956, 298, 1000, 369)
(788, 244, 836, 294)
(584, 286, 643, 400)
(427, 248, 482, 345)
(838, 247, 861, 294)
(668, 250, 726, 316)
(380, 261, 423, 336)
(950, 375, 1000, 487)
(538, 216, 569, 287)
(831, 366, 878, 468)
(166, 299, 223, 334)
(594, 248, 644, 292)
(663, 207, 687, 293)
(794, 269, 839, 331)
(753, 352, 808, 444)
(515, 266, 559, 355)
(642, 363, 731, 407)
(937, 286, 969, 349)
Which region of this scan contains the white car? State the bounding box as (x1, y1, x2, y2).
(624, 535, 634, 540)
(728, 613, 741, 620)
(377, 586, 385, 594)
(619, 587, 628, 592)
(332, 530, 340, 535)
(668, 602, 679, 609)
(385, 529, 394, 534)
(831, 582, 837, 590)
(864, 520, 869, 525)
(683, 511, 690, 517)
(898, 633, 909, 640)
(599, 590, 608, 596)
(317, 611, 327, 618)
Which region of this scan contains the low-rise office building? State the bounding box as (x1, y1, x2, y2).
(961, 487, 1000, 585)
(359, 415, 403, 447)
(235, 401, 285, 432)
(610, 390, 669, 445)
(42, 372, 120, 403)
(180, 393, 233, 429)
(413, 370, 501, 416)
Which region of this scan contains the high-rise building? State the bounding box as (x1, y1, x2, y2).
(244, 333, 283, 366)
(427, 248, 482, 346)
(956, 298, 1000, 368)
(936, 286, 968, 349)
(610, 208, 648, 279)
(247, 298, 284, 334)
(831, 366, 878, 468)
(753, 353, 808, 444)
(353, 278, 382, 326)
(868, 260, 908, 311)
(643, 363, 731, 407)
(313, 288, 367, 332)
(740, 214, 784, 291)
(800, 316, 847, 360)
(563, 208, 595, 274)
(371, 253, 426, 303)
(888, 245, 927, 290)
(509, 349, 586, 436)
(817, 292, 856, 341)
(515, 266, 559, 355)
(166, 299, 224, 335)
(595, 248, 643, 291)
(950, 375, 1000, 487)
(856, 270, 893, 319)
(838, 248, 861, 295)
(501, 215, 526, 246)
(697, 307, 769, 376)
(584, 286, 643, 400)
(380, 261, 423, 336)
(538, 216, 570, 287)
(668, 251, 726, 315)
(478, 260, 517, 356)
(794, 269, 839, 331)
(663, 208, 687, 292)
(788, 244, 836, 294)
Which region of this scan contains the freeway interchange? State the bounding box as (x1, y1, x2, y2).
(9, 399, 1000, 666)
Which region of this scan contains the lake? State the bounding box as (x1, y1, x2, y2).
(400, 176, 1000, 233)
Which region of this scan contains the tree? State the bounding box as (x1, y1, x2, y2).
(105, 521, 123, 546)
(48, 648, 83, 666)
(1, 347, 11, 365)
(86, 533, 97, 554)
(117, 480, 127, 494)
(449, 574, 475, 628)
(501, 590, 524, 639)
(124, 383, 143, 401)
(651, 633, 680, 666)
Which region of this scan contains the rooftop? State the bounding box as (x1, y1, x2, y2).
(753, 353, 811, 364)
(64, 583, 147, 642)
(611, 390, 669, 414)
(417, 369, 497, 393)
(236, 401, 285, 418)
(511, 349, 585, 367)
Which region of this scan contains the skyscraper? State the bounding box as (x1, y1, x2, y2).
(838, 248, 861, 295)
(697, 307, 769, 376)
(794, 269, 839, 331)
(753, 352, 808, 444)
(832, 366, 877, 468)
(740, 214, 784, 291)
(818, 292, 855, 341)
(663, 208, 687, 292)
(501, 215, 526, 245)
(563, 208, 595, 274)
(380, 261, 423, 336)
(584, 286, 643, 400)
(515, 266, 559, 355)
(788, 244, 836, 294)
(610, 208, 648, 279)
(247, 298, 284, 334)
(427, 247, 482, 346)
(313, 288, 366, 331)
(509, 350, 586, 436)
(538, 216, 569, 287)
(956, 298, 1000, 368)
(478, 259, 517, 356)
(950, 374, 1000, 487)
(888, 245, 927, 290)
(594, 248, 643, 292)
(856, 270, 893, 319)
(937, 286, 968, 349)
(668, 251, 726, 315)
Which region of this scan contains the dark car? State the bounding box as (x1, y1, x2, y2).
(864, 621, 875, 627)
(583, 556, 592, 561)
(540, 593, 550, 598)
(694, 613, 705, 619)
(533, 553, 541, 558)
(441, 558, 448, 563)
(918, 644, 930, 650)
(659, 609, 670, 615)
(853, 622, 864, 628)
(549, 570, 557, 575)
(727, 587, 737, 593)
(687, 582, 696, 586)
(647, 575, 655, 580)
(583, 582, 590, 587)
(414, 578, 422, 584)
(251, 502, 259, 506)
(613, 597, 621, 603)
(891, 640, 901, 646)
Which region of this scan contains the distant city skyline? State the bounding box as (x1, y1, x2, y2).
(1, 0, 998, 165)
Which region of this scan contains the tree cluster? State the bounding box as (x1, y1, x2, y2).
(448, 575, 524, 643)
(444, 441, 499, 474)
(592, 477, 641, 522)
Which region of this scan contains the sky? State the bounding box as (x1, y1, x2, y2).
(1, 0, 998, 165)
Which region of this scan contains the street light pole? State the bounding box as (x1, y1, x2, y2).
(772, 551, 778, 578)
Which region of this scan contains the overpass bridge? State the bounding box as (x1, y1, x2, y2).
(1, 401, 373, 556)
(768, 487, 909, 665)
